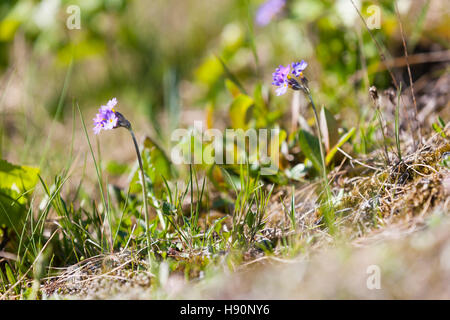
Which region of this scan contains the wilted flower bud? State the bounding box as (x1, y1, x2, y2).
(114, 111, 131, 130)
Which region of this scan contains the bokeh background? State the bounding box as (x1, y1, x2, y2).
(0, 0, 449, 300)
(0, 0, 448, 193)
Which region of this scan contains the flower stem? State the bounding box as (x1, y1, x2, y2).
(306, 92, 327, 182)
(305, 89, 335, 233)
(128, 128, 152, 257)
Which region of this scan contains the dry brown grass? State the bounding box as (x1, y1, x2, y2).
(39, 123, 450, 299)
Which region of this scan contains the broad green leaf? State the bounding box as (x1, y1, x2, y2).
(0, 159, 39, 229)
(298, 129, 322, 173)
(325, 127, 356, 165)
(4, 263, 16, 286)
(229, 94, 254, 130)
(106, 160, 129, 176)
(129, 136, 174, 195)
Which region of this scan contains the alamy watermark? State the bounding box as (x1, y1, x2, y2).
(366, 264, 381, 290)
(66, 5, 81, 30)
(366, 5, 381, 30)
(170, 121, 280, 175)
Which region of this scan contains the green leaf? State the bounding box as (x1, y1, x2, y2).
(229, 94, 254, 130)
(245, 210, 255, 228)
(298, 129, 322, 172)
(162, 201, 175, 216)
(432, 123, 446, 138)
(0, 268, 7, 291)
(325, 127, 356, 165)
(0, 159, 39, 229)
(4, 263, 16, 288)
(438, 116, 446, 129)
(106, 160, 129, 176)
(129, 136, 174, 195)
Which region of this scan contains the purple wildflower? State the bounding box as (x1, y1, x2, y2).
(272, 64, 290, 86)
(255, 0, 286, 26)
(272, 64, 290, 96)
(271, 60, 309, 95)
(292, 60, 308, 77)
(93, 98, 119, 134)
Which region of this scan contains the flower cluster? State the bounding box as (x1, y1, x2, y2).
(93, 98, 118, 134)
(255, 0, 286, 26)
(271, 60, 308, 96)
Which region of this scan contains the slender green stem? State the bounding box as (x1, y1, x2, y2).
(306, 91, 328, 184)
(128, 128, 152, 257)
(305, 90, 335, 233)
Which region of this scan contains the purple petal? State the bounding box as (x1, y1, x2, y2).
(275, 84, 288, 96)
(255, 0, 286, 26)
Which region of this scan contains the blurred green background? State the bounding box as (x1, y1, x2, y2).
(0, 0, 447, 173)
(0, 1, 449, 298)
